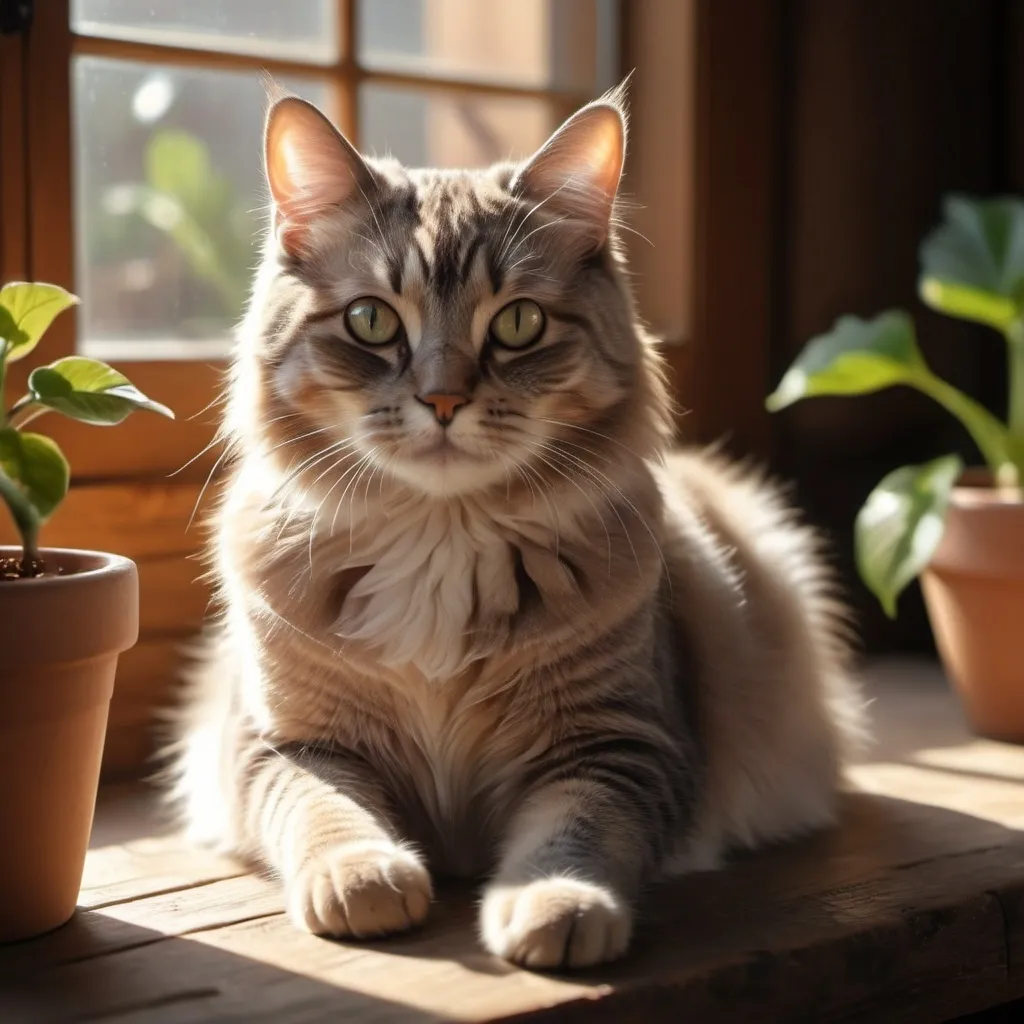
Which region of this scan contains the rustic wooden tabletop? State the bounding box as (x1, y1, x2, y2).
(2, 658, 1023, 1023)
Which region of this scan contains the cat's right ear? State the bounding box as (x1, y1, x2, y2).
(264, 97, 376, 258)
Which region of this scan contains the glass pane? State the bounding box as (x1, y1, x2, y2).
(71, 0, 339, 65)
(361, 85, 557, 168)
(73, 57, 329, 360)
(359, 0, 612, 91)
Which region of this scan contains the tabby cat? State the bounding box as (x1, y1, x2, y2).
(171, 85, 865, 969)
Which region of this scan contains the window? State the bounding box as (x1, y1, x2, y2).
(4, 0, 630, 481)
(2, 0, 705, 778)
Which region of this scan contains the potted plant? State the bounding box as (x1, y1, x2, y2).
(767, 195, 1024, 743)
(0, 281, 173, 942)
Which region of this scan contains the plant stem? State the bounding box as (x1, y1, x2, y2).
(915, 372, 1014, 476)
(10, 405, 48, 431)
(0, 469, 40, 564)
(1009, 321, 1024, 441)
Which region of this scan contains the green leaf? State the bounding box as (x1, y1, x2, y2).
(766, 311, 927, 411)
(0, 282, 79, 362)
(920, 195, 1024, 303)
(919, 277, 1018, 332)
(855, 454, 964, 618)
(0, 428, 70, 520)
(28, 356, 174, 426)
(146, 130, 214, 217)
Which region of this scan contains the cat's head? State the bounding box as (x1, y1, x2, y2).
(236, 86, 671, 501)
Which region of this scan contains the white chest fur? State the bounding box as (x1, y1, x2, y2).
(331, 499, 521, 680)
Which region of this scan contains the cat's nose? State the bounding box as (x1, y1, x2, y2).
(416, 393, 471, 426)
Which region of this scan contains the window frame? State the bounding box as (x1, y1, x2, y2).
(7, 0, 616, 481)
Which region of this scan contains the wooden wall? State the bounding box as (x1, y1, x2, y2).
(0, 482, 209, 779)
(688, 0, 1020, 654)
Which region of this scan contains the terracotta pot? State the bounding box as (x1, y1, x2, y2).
(921, 475, 1024, 743)
(0, 547, 138, 943)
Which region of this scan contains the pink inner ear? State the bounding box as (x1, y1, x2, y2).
(264, 98, 364, 252)
(517, 103, 626, 243)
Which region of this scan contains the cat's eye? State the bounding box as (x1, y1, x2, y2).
(345, 298, 402, 346)
(489, 300, 545, 350)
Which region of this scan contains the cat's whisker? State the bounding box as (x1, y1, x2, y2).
(533, 417, 653, 463)
(187, 442, 235, 530)
(535, 437, 669, 588)
(170, 432, 233, 479)
(306, 450, 371, 572)
(504, 215, 570, 268)
(497, 175, 578, 267)
(519, 441, 614, 576)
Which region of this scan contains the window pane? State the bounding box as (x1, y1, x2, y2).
(358, 0, 614, 91)
(361, 85, 557, 168)
(71, 0, 339, 65)
(73, 57, 329, 360)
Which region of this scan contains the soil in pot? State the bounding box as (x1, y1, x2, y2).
(0, 547, 138, 943)
(922, 474, 1024, 744)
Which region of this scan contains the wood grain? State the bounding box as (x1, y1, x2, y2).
(3, 661, 1024, 1022)
(0, 482, 206, 561)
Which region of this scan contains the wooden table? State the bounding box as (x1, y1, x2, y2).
(2, 659, 1024, 1023)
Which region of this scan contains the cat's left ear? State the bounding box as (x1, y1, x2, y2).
(512, 83, 628, 248)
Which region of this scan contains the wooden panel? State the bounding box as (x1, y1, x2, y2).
(688, 0, 780, 459)
(137, 557, 211, 636)
(0, 480, 206, 559)
(778, 0, 1001, 655)
(621, 0, 695, 347)
(104, 636, 195, 780)
(0, 31, 27, 283)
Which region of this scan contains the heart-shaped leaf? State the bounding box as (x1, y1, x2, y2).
(28, 356, 175, 425)
(0, 428, 70, 520)
(855, 454, 964, 618)
(766, 311, 927, 411)
(0, 282, 79, 362)
(920, 195, 1024, 304)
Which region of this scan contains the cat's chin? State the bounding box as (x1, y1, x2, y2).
(389, 445, 505, 497)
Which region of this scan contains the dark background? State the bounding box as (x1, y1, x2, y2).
(685, 0, 1021, 656)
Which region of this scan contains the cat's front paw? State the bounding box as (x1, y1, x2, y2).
(480, 877, 632, 969)
(287, 841, 432, 939)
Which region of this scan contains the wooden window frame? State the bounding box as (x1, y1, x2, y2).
(8, 0, 610, 482)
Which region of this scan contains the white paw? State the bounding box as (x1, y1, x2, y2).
(480, 877, 632, 969)
(287, 841, 432, 939)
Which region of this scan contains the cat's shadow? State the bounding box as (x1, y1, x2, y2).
(356, 789, 1024, 994)
(3, 793, 1019, 1020)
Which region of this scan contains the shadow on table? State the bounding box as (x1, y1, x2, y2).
(1, 791, 1021, 1023)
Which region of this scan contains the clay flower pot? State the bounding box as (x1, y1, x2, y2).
(921, 475, 1024, 743)
(0, 547, 138, 943)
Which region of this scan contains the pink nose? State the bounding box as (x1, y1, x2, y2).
(416, 393, 470, 425)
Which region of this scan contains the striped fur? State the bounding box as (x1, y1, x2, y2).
(169, 89, 866, 969)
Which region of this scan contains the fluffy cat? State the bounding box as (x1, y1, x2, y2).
(170, 85, 865, 970)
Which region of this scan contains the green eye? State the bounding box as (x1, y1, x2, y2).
(345, 298, 401, 346)
(490, 299, 545, 349)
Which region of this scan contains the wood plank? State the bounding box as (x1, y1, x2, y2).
(136, 557, 211, 636)
(689, 0, 781, 460)
(0, 31, 27, 283)
(4, 662, 1024, 1023)
(0, 481, 206, 561)
(6, 838, 1023, 1024)
(0, 875, 280, 973)
(104, 636, 195, 780)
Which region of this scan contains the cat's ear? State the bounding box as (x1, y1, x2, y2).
(512, 87, 627, 248)
(264, 96, 377, 257)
